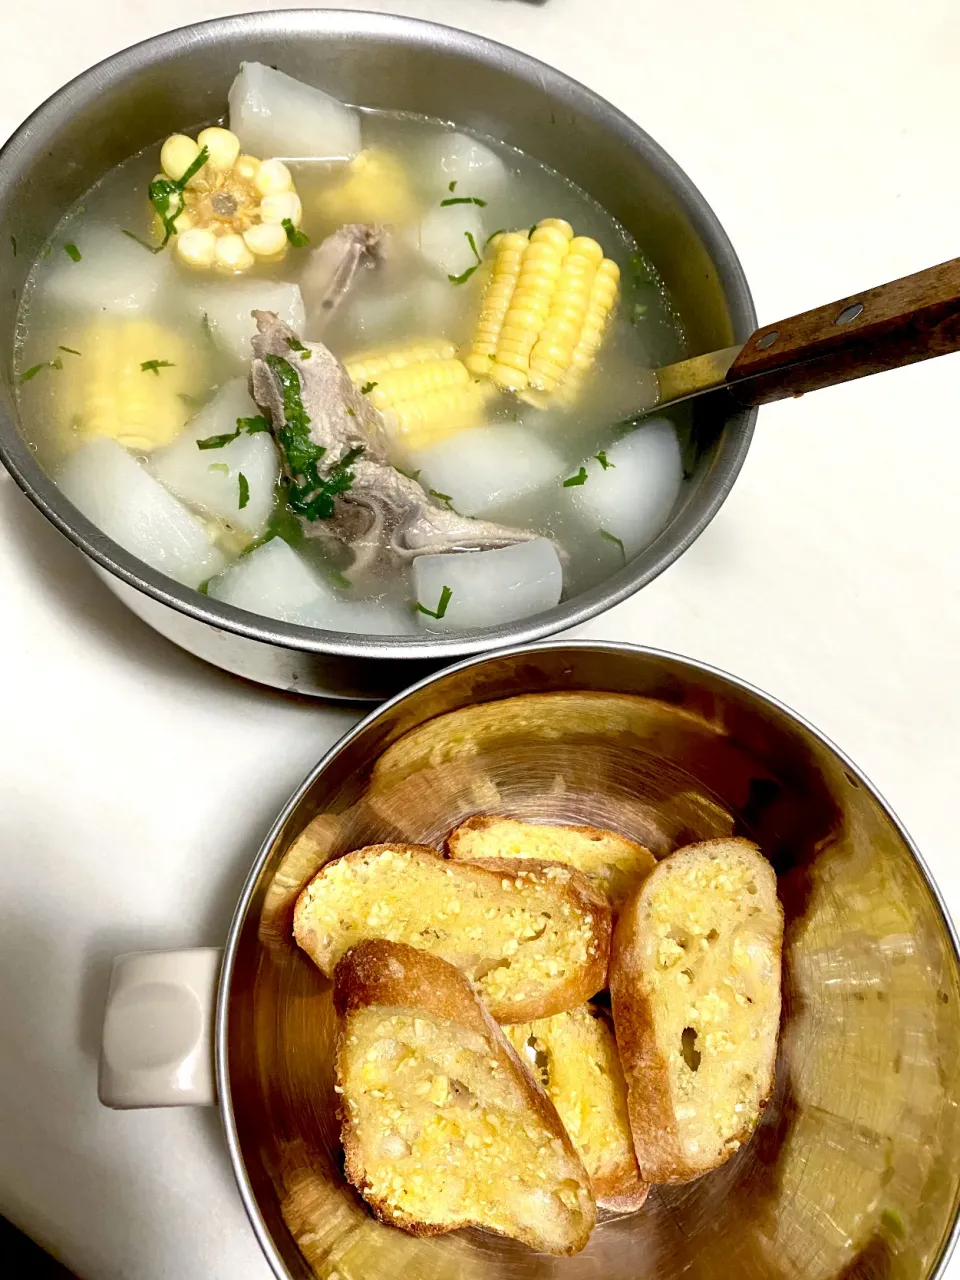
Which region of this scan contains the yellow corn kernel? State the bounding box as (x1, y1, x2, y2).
(463, 231, 529, 376)
(554, 258, 621, 404)
(316, 148, 417, 229)
(344, 341, 494, 450)
(488, 220, 573, 391)
(528, 235, 604, 392)
(59, 319, 203, 452)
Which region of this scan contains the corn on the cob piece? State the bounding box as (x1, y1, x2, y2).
(549, 257, 621, 406)
(316, 148, 417, 229)
(465, 218, 620, 400)
(60, 319, 202, 452)
(153, 129, 303, 272)
(344, 341, 494, 451)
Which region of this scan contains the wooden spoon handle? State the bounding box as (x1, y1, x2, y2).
(726, 256, 960, 405)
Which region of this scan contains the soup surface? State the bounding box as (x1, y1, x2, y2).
(15, 64, 689, 635)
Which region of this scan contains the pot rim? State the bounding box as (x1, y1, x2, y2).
(214, 637, 960, 1280)
(0, 7, 756, 662)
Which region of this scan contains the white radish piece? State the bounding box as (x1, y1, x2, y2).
(185, 279, 305, 364)
(422, 131, 509, 201)
(408, 425, 564, 517)
(208, 537, 416, 634)
(149, 380, 279, 534)
(208, 537, 322, 624)
(228, 62, 361, 161)
(413, 539, 563, 632)
(417, 203, 485, 278)
(58, 438, 225, 589)
(568, 419, 683, 556)
(41, 226, 175, 316)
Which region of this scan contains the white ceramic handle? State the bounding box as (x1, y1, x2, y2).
(98, 948, 222, 1109)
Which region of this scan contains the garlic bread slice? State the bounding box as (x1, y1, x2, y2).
(334, 940, 596, 1255)
(610, 838, 783, 1182)
(504, 1005, 648, 1211)
(294, 844, 611, 1022)
(448, 815, 656, 909)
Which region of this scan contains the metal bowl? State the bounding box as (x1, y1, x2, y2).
(0, 11, 756, 701)
(218, 641, 960, 1280)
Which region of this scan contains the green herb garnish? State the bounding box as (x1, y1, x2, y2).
(237, 414, 270, 434)
(440, 195, 487, 208)
(41, 244, 52, 259)
(197, 580, 210, 595)
(64, 243, 82, 262)
(397, 465, 421, 482)
(415, 585, 453, 620)
(197, 415, 271, 450)
(594, 451, 615, 470)
(266, 354, 364, 519)
(630, 303, 648, 325)
(121, 229, 162, 253)
(529, 223, 538, 238)
(448, 180, 457, 192)
(241, 493, 305, 556)
(600, 528, 626, 560)
(141, 359, 175, 375)
(880, 1209, 905, 1240)
(58, 346, 82, 356)
(359, 381, 378, 395)
(563, 466, 588, 487)
(238, 472, 250, 510)
(484, 228, 506, 247)
(286, 335, 312, 359)
(10, 235, 17, 257)
(282, 218, 309, 248)
(149, 145, 209, 248)
(429, 489, 454, 510)
(208, 462, 229, 475)
(200, 312, 215, 343)
(326, 567, 352, 590)
(20, 359, 61, 382)
(448, 230, 484, 284)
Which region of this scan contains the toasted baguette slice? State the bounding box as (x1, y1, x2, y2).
(294, 844, 611, 1023)
(503, 1006, 648, 1211)
(610, 838, 783, 1183)
(334, 940, 597, 1255)
(447, 815, 656, 910)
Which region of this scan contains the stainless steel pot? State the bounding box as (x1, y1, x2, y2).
(0, 11, 756, 700)
(100, 642, 960, 1280)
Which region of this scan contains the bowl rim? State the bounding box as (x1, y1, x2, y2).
(0, 7, 757, 661)
(214, 637, 960, 1280)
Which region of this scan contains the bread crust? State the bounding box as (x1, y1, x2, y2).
(610, 838, 783, 1183)
(447, 814, 656, 909)
(295, 844, 612, 1023)
(333, 941, 596, 1254)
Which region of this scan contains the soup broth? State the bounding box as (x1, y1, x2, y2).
(15, 67, 689, 636)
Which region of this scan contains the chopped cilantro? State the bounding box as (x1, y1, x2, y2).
(326, 567, 352, 590)
(266, 354, 364, 519)
(345, 406, 355, 417)
(141, 359, 174, 375)
(440, 195, 487, 207)
(197, 579, 210, 595)
(594, 450, 615, 470)
(397, 465, 421, 482)
(415, 585, 453, 620)
(630, 302, 648, 325)
(58, 345, 82, 356)
(200, 312, 215, 343)
(122, 229, 162, 254)
(448, 229, 484, 284)
(149, 145, 208, 247)
(429, 489, 454, 510)
(208, 462, 229, 475)
(10, 235, 16, 257)
(241, 493, 305, 556)
(41, 244, 52, 259)
(197, 415, 271, 450)
(359, 381, 377, 395)
(529, 223, 538, 238)
(237, 414, 270, 434)
(20, 357, 63, 382)
(563, 466, 588, 487)
(64, 242, 82, 262)
(282, 218, 309, 248)
(238, 472, 250, 510)
(448, 180, 457, 192)
(484, 228, 506, 248)
(880, 1209, 905, 1240)
(600, 528, 626, 560)
(286, 335, 311, 359)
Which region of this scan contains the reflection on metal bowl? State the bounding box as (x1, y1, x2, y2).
(217, 642, 960, 1279)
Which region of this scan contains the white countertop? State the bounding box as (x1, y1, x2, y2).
(1, 1, 959, 1277)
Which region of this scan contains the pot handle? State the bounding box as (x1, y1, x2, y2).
(98, 948, 222, 1110)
